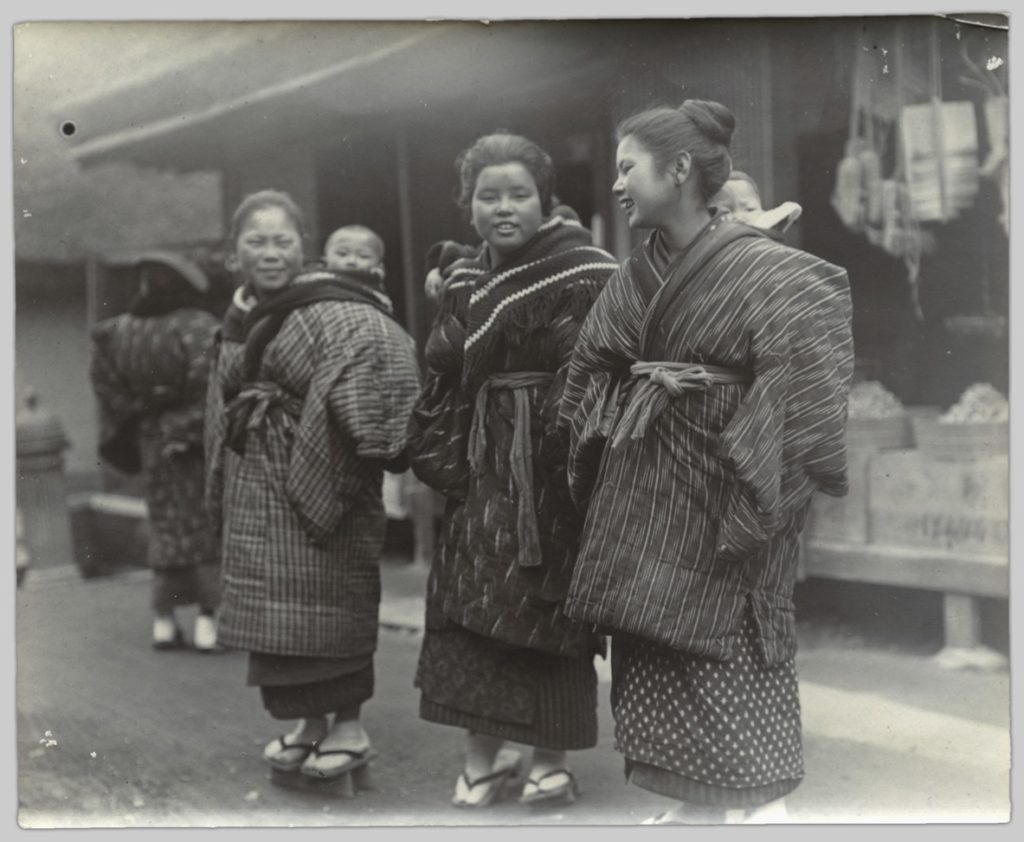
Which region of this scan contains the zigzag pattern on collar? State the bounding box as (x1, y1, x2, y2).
(469, 246, 609, 306)
(448, 266, 486, 282)
(463, 262, 617, 351)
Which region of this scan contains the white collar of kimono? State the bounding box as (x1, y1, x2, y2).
(233, 284, 257, 313)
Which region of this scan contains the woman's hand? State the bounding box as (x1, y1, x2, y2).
(424, 267, 444, 300)
(161, 441, 192, 460)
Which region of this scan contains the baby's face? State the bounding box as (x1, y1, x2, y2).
(325, 231, 383, 273)
(726, 179, 763, 223)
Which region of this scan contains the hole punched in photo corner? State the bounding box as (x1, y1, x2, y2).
(59, 121, 76, 138)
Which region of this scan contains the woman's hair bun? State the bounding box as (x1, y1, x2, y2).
(679, 100, 736, 148)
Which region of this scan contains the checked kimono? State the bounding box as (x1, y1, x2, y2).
(206, 272, 420, 659)
(559, 213, 854, 665)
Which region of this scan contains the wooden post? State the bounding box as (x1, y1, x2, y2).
(395, 125, 420, 348)
(758, 36, 775, 204)
(84, 253, 101, 328)
(934, 592, 1007, 671)
(394, 125, 433, 566)
(942, 593, 982, 649)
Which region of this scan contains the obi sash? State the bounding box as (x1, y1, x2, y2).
(468, 371, 555, 569)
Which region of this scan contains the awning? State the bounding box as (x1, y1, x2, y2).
(62, 20, 607, 171)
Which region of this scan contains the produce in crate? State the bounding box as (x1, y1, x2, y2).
(939, 383, 1009, 424)
(831, 138, 867, 230)
(847, 380, 905, 419)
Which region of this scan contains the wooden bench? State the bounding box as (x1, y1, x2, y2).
(803, 447, 1008, 670)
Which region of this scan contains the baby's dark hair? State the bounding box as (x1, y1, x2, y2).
(616, 100, 736, 203)
(727, 170, 761, 198)
(325, 225, 386, 262)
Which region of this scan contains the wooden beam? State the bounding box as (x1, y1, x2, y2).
(803, 540, 1008, 599)
(70, 27, 450, 165)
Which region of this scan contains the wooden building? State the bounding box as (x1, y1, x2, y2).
(42, 17, 1010, 652)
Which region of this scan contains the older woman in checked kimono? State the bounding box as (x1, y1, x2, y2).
(558, 101, 854, 824)
(205, 189, 420, 782)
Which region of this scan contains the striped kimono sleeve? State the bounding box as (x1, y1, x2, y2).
(537, 278, 609, 467)
(558, 265, 646, 509)
(203, 334, 233, 537)
(715, 257, 854, 563)
(276, 302, 416, 545)
(322, 306, 421, 462)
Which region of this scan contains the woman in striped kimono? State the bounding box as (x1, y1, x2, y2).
(407, 133, 618, 808)
(559, 102, 854, 824)
(205, 190, 420, 782)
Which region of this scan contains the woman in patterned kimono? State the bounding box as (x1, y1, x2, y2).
(558, 102, 854, 824)
(205, 190, 420, 781)
(90, 251, 221, 652)
(407, 133, 618, 808)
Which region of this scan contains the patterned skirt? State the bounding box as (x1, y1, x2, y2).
(140, 440, 218, 572)
(416, 623, 598, 751)
(611, 608, 803, 809)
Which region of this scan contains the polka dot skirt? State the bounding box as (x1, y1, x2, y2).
(610, 608, 803, 805)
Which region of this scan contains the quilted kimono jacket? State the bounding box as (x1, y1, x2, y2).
(559, 216, 854, 666)
(408, 212, 618, 657)
(90, 308, 219, 571)
(206, 282, 420, 658)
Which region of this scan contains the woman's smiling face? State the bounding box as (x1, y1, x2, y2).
(613, 134, 679, 230)
(471, 162, 544, 263)
(231, 206, 304, 294)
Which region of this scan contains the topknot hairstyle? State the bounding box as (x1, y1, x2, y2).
(616, 99, 736, 202)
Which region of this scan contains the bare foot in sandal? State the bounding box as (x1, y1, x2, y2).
(520, 749, 579, 805)
(452, 748, 523, 807)
(300, 719, 374, 778)
(262, 717, 327, 771)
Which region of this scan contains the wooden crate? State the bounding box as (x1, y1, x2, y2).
(868, 450, 1008, 556)
(806, 450, 872, 543)
(845, 415, 913, 450)
(68, 493, 149, 578)
(806, 413, 914, 545)
(911, 417, 1008, 460)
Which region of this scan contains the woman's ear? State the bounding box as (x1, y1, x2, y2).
(674, 151, 692, 185)
(224, 254, 239, 273)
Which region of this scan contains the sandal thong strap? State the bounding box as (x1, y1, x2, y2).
(526, 768, 575, 788)
(462, 765, 516, 791)
(312, 746, 370, 760)
(275, 736, 318, 753)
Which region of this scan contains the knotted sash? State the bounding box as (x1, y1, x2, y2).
(468, 371, 555, 569)
(610, 219, 761, 449)
(224, 381, 304, 455)
(611, 361, 752, 447)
